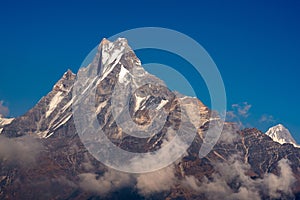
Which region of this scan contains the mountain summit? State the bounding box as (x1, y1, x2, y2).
(265, 124, 298, 147)
(0, 116, 14, 133)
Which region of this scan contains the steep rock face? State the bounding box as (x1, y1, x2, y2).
(0, 38, 300, 199)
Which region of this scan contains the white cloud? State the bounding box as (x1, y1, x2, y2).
(136, 166, 177, 196)
(181, 156, 295, 200)
(78, 165, 178, 197)
(262, 159, 295, 198)
(79, 169, 134, 196)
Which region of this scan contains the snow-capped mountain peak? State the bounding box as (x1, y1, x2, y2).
(0, 116, 14, 125)
(0, 116, 14, 134)
(265, 124, 298, 147)
(92, 38, 141, 81)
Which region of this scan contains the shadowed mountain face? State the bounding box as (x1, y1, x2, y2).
(1, 38, 300, 200)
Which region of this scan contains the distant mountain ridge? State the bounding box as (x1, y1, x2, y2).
(266, 124, 299, 148)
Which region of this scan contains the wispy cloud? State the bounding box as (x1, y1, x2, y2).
(226, 102, 252, 128)
(0, 100, 9, 117)
(232, 102, 252, 118)
(259, 114, 276, 124)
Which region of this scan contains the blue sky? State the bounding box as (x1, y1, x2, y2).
(0, 1, 299, 142)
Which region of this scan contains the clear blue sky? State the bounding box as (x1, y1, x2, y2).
(0, 1, 299, 142)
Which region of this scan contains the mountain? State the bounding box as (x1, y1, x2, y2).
(1, 38, 300, 199)
(266, 124, 299, 147)
(0, 116, 14, 134)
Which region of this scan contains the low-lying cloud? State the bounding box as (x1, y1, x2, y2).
(182, 156, 295, 200)
(78, 165, 178, 197)
(218, 122, 240, 143)
(79, 169, 134, 196)
(136, 166, 177, 195)
(76, 149, 296, 199)
(0, 135, 43, 167)
(262, 159, 295, 198)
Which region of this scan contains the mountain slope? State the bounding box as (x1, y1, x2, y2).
(2, 69, 75, 138)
